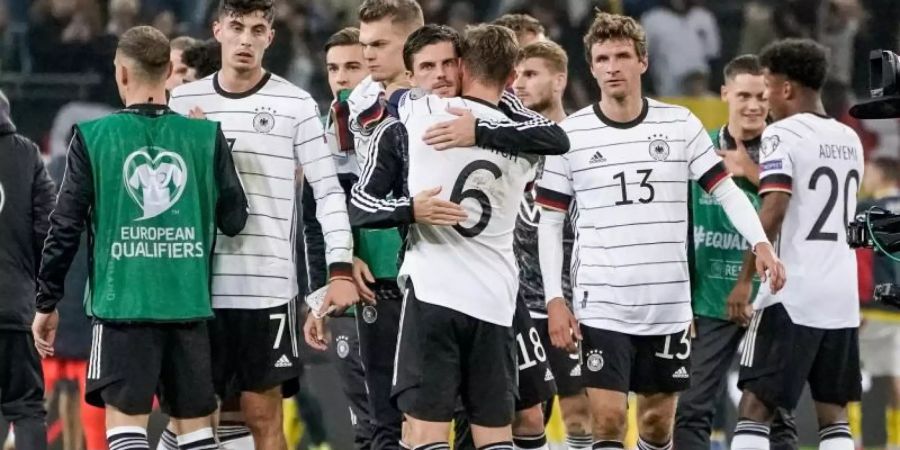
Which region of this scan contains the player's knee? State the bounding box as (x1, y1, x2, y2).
(243, 403, 281, 436)
(513, 406, 544, 435)
(737, 391, 774, 423)
(561, 397, 591, 434)
(592, 406, 626, 439)
(638, 407, 674, 443)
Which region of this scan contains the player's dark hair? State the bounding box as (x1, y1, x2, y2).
(182, 39, 222, 79)
(871, 156, 900, 184)
(759, 38, 829, 91)
(324, 27, 361, 53)
(218, 0, 275, 23)
(517, 40, 568, 74)
(583, 11, 647, 65)
(403, 24, 461, 72)
(461, 24, 518, 88)
(117, 26, 171, 82)
(492, 13, 545, 41)
(724, 54, 762, 80)
(358, 0, 424, 30)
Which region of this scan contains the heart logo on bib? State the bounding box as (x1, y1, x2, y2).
(122, 148, 188, 221)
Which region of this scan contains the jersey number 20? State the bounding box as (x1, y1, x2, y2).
(807, 167, 859, 241)
(451, 160, 502, 238)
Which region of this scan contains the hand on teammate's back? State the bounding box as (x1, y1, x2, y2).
(32, 310, 59, 358)
(412, 186, 468, 225)
(353, 257, 376, 303)
(188, 106, 206, 119)
(423, 107, 476, 150)
(753, 242, 787, 293)
(726, 281, 753, 327)
(716, 140, 753, 178)
(546, 298, 581, 353)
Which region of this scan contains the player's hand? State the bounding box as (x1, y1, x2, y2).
(726, 281, 754, 327)
(753, 242, 786, 294)
(322, 278, 360, 316)
(716, 140, 753, 178)
(413, 186, 468, 225)
(547, 298, 581, 353)
(353, 257, 376, 303)
(32, 310, 59, 358)
(303, 313, 329, 351)
(423, 107, 476, 150)
(188, 106, 206, 119)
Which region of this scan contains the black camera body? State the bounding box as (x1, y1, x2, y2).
(849, 50, 900, 120)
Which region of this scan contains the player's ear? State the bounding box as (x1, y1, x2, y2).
(165, 61, 174, 81)
(555, 72, 567, 93)
(639, 54, 649, 74)
(720, 84, 728, 102)
(266, 26, 275, 49)
(784, 80, 795, 101)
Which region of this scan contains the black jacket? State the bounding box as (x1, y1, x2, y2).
(0, 107, 56, 330)
(36, 104, 249, 313)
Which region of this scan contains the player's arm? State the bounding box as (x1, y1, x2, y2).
(36, 127, 93, 314)
(479, 91, 569, 155)
(536, 154, 581, 351)
(31, 144, 57, 274)
(348, 120, 413, 228)
(295, 101, 354, 280)
(212, 126, 248, 236)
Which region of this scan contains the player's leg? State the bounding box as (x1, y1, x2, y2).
(734, 305, 815, 450)
(158, 322, 220, 450)
(393, 283, 461, 449)
(580, 326, 633, 448)
(512, 302, 555, 450)
(59, 379, 83, 450)
(88, 323, 165, 450)
(231, 301, 304, 450)
(673, 318, 744, 450)
(207, 308, 253, 450)
(357, 281, 404, 450)
(0, 330, 47, 450)
(463, 315, 516, 449)
(807, 327, 862, 450)
(631, 328, 692, 450)
(328, 315, 375, 449)
(534, 318, 591, 449)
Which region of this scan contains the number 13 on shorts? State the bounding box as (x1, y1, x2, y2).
(655, 328, 691, 360)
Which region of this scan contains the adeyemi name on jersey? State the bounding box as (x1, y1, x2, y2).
(110, 226, 204, 260)
(694, 225, 749, 251)
(819, 144, 859, 161)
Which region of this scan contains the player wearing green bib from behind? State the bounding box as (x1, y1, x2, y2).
(33, 26, 248, 450)
(675, 55, 796, 450)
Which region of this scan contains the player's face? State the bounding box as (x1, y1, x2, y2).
(513, 57, 562, 112)
(214, 11, 274, 73)
(722, 73, 768, 132)
(326, 44, 367, 97)
(589, 39, 647, 101)
(166, 49, 189, 90)
(359, 18, 408, 83)
(763, 68, 790, 121)
(409, 41, 460, 98)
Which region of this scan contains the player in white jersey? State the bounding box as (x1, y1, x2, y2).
(390, 25, 565, 450)
(511, 40, 594, 450)
(168, 2, 358, 450)
(732, 39, 864, 450)
(535, 13, 785, 450)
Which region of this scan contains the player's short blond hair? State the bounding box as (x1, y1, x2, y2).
(358, 0, 424, 30)
(517, 40, 568, 74)
(461, 24, 519, 88)
(117, 26, 171, 82)
(492, 13, 545, 41)
(583, 11, 647, 64)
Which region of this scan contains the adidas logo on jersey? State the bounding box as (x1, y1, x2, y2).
(672, 367, 689, 379)
(275, 355, 293, 368)
(545, 368, 555, 382)
(570, 364, 581, 377)
(589, 151, 607, 164)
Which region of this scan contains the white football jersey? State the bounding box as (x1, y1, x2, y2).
(398, 92, 538, 326)
(754, 113, 863, 328)
(537, 99, 727, 335)
(170, 72, 352, 309)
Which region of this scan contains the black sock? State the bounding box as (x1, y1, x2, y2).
(593, 441, 625, 450)
(479, 441, 514, 450)
(513, 433, 547, 449)
(413, 444, 450, 450)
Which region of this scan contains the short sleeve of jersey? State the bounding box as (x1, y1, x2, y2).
(535, 154, 573, 211)
(757, 126, 795, 195)
(685, 112, 729, 192)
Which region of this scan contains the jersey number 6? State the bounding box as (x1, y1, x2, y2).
(450, 160, 502, 238)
